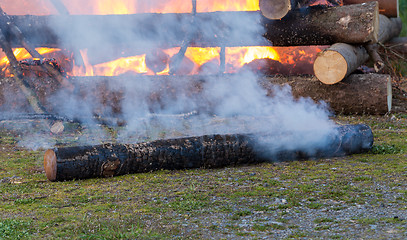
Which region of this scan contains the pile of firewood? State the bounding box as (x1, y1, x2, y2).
(0, 0, 406, 123)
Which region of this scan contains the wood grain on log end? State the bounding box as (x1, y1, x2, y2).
(313, 50, 347, 85)
(44, 149, 57, 181)
(314, 43, 369, 85)
(259, 0, 293, 20)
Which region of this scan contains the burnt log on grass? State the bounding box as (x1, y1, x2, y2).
(3, 2, 378, 50)
(44, 124, 373, 181)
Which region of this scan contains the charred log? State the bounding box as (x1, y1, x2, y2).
(44, 124, 373, 181)
(3, 2, 378, 49)
(263, 2, 379, 45)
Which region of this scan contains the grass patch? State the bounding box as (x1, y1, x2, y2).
(0, 219, 33, 239)
(314, 217, 334, 224)
(371, 144, 403, 154)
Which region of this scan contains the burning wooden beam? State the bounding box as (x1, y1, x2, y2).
(44, 124, 373, 181)
(3, 2, 379, 49)
(343, 0, 399, 18)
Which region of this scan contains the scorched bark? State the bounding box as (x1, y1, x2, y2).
(44, 124, 373, 181)
(3, 2, 379, 49)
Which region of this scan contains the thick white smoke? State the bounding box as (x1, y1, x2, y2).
(3, 0, 338, 156)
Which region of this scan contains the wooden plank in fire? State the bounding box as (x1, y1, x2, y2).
(2, 2, 379, 49)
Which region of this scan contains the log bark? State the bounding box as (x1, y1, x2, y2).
(259, 0, 299, 20)
(313, 14, 401, 83)
(259, 74, 393, 114)
(377, 15, 402, 44)
(263, 1, 379, 45)
(44, 124, 373, 181)
(259, 0, 343, 20)
(0, 73, 395, 116)
(313, 43, 369, 84)
(2, 2, 378, 49)
(343, 0, 399, 18)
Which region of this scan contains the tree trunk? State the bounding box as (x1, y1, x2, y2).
(260, 74, 392, 114)
(343, 0, 399, 18)
(44, 124, 373, 181)
(377, 15, 402, 43)
(313, 14, 401, 84)
(3, 2, 378, 49)
(259, 0, 299, 20)
(0, 73, 395, 116)
(313, 43, 369, 84)
(263, 1, 379, 46)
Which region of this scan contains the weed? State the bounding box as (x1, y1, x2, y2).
(307, 202, 324, 209)
(371, 144, 403, 154)
(314, 218, 334, 224)
(0, 219, 33, 239)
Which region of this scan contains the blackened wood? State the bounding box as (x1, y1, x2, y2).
(49, 0, 70, 15)
(343, 0, 399, 18)
(44, 124, 373, 181)
(263, 2, 379, 45)
(0, 7, 75, 91)
(3, 3, 378, 49)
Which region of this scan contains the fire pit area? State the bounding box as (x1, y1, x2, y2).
(0, 0, 406, 182)
(1, 1, 407, 239)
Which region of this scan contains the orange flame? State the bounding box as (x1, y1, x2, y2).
(0, 1, 324, 77)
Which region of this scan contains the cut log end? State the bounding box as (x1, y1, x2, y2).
(50, 121, 65, 134)
(259, 0, 293, 20)
(313, 50, 347, 85)
(44, 149, 57, 181)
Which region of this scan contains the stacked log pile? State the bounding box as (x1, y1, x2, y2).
(0, 0, 403, 117)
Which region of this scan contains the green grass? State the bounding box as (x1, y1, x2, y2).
(401, 0, 407, 36)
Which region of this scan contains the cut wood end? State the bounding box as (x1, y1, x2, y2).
(50, 121, 64, 134)
(314, 51, 347, 85)
(259, 0, 292, 20)
(44, 149, 57, 181)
